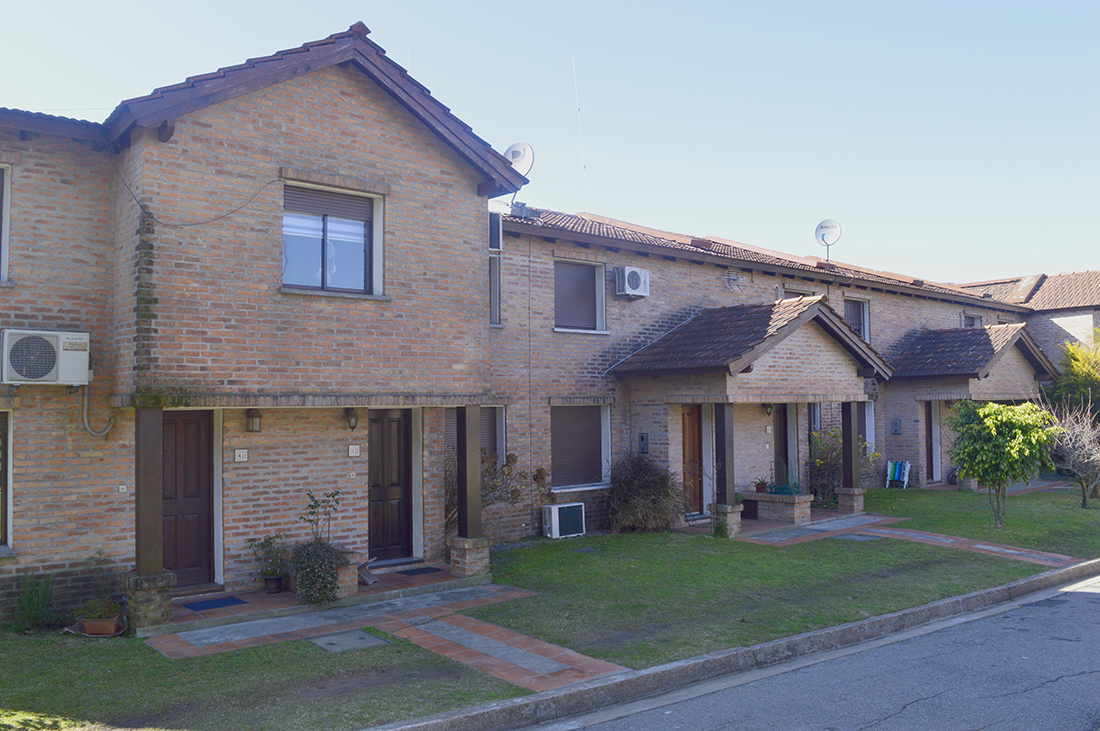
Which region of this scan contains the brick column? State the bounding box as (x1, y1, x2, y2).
(335, 549, 361, 600)
(836, 487, 867, 515)
(708, 502, 743, 538)
(126, 571, 176, 631)
(446, 535, 491, 577)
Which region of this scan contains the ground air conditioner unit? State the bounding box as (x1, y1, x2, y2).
(542, 502, 586, 539)
(614, 266, 650, 298)
(1, 330, 91, 385)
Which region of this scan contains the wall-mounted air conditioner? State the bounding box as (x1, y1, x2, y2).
(614, 266, 650, 298)
(1, 330, 91, 385)
(542, 502, 586, 539)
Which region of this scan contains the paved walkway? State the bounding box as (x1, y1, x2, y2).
(147, 583, 624, 692)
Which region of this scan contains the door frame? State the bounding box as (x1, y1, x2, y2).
(367, 407, 424, 561)
(161, 408, 216, 587)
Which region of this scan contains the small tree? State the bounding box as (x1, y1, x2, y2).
(946, 401, 1059, 528)
(443, 450, 546, 536)
(1047, 397, 1100, 508)
(808, 428, 881, 505)
(1048, 329, 1100, 420)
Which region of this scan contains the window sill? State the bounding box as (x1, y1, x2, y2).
(279, 286, 391, 302)
(0, 546, 17, 559)
(550, 483, 609, 494)
(553, 328, 611, 336)
(0, 279, 14, 288)
(489, 324, 504, 329)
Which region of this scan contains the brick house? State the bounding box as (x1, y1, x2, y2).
(0, 24, 1083, 625)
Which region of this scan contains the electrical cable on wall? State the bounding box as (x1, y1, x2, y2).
(82, 383, 115, 438)
(117, 172, 281, 229)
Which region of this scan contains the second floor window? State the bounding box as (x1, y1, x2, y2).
(283, 186, 374, 293)
(844, 298, 870, 341)
(554, 260, 606, 332)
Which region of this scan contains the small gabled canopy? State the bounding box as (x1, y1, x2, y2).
(101, 23, 525, 198)
(890, 323, 1057, 381)
(612, 295, 893, 380)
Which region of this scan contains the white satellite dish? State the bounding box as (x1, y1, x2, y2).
(503, 142, 534, 178)
(815, 219, 841, 262)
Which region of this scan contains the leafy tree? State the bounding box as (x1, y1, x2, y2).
(946, 401, 1059, 528)
(1049, 329, 1100, 419)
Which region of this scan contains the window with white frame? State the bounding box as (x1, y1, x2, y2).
(554, 260, 606, 332)
(550, 405, 610, 488)
(844, 298, 870, 340)
(444, 406, 505, 462)
(0, 165, 10, 282)
(282, 186, 381, 294)
(784, 286, 815, 299)
(962, 313, 983, 328)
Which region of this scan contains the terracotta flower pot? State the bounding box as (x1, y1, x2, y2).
(82, 616, 120, 635)
(262, 575, 284, 594)
(755, 482, 768, 493)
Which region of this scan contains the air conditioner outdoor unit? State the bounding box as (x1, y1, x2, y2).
(1, 330, 91, 386)
(614, 266, 650, 298)
(542, 502, 586, 539)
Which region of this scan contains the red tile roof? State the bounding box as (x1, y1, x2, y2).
(612, 296, 892, 378)
(961, 271, 1100, 311)
(890, 323, 1054, 379)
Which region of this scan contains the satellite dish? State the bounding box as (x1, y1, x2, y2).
(503, 142, 535, 178)
(503, 140, 532, 178)
(816, 219, 841, 246)
(815, 219, 841, 262)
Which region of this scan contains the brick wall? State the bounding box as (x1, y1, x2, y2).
(1025, 311, 1095, 366)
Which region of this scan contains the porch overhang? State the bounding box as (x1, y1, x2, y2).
(112, 390, 511, 409)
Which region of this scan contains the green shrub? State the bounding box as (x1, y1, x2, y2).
(808, 428, 880, 505)
(607, 453, 686, 533)
(290, 538, 348, 605)
(13, 571, 53, 631)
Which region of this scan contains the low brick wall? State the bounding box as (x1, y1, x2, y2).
(741, 492, 813, 525)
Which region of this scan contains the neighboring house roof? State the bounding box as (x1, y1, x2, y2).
(2, 24, 525, 197)
(0, 107, 109, 144)
(961, 271, 1100, 312)
(504, 207, 1018, 309)
(611, 295, 893, 379)
(890, 324, 1056, 380)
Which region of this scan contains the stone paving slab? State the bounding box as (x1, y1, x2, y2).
(308, 629, 391, 653)
(416, 619, 570, 674)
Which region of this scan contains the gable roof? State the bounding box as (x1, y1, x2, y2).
(890, 323, 1056, 380)
(961, 271, 1100, 311)
(611, 295, 893, 379)
(504, 207, 1022, 310)
(2, 24, 524, 197)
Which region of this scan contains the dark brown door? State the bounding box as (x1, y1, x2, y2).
(682, 405, 703, 514)
(368, 409, 412, 561)
(774, 405, 789, 485)
(162, 411, 214, 587)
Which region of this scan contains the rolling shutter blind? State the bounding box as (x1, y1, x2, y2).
(551, 406, 603, 487)
(844, 300, 865, 337)
(554, 261, 598, 330)
(489, 256, 501, 325)
(284, 186, 373, 221)
(444, 408, 499, 455)
(0, 412, 7, 545)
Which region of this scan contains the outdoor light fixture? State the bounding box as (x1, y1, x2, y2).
(246, 409, 262, 433)
(345, 408, 359, 431)
(762, 403, 774, 416)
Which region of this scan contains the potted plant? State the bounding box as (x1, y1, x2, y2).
(752, 476, 769, 493)
(248, 533, 289, 594)
(74, 551, 122, 636)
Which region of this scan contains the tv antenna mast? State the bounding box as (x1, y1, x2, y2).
(815, 219, 841, 262)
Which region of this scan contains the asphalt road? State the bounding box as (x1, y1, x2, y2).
(532, 576, 1100, 731)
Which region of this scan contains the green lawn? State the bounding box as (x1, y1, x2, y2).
(466, 530, 1041, 669)
(864, 487, 1100, 558)
(0, 630, 526, 731)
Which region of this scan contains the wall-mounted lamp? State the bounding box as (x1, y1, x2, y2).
(762, 403, 774, 416)
(344, 408, 359, 431)
(246, 409, 262, 433)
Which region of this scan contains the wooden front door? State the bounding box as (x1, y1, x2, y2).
(162, 411, 214, 587)
(368, 409, 412, 561)
(682, 405, 703, 514)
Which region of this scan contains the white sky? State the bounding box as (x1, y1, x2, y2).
(2, 0, 1096, 284)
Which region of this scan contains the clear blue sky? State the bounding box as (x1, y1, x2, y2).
(2, 1, 1095, 284)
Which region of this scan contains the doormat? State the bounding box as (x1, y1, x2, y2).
(181, 596, 248, 612)
(396, 567, 444, 576)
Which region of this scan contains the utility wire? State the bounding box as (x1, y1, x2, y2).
(117, 171, 281, 229)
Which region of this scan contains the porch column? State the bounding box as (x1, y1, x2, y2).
(128, 406, 176, 630)
(714, 403, 735, 504)
(449, 405, 489, 577)
(838, 401, 867, 514)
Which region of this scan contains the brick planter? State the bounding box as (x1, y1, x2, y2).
(836, 487, 867, 515)
(447, 535, 491, 578)
(125, 571, 176, 629)
(740, 492, 813, 525)
(335, 549, 361, 600)
(708, 502, 743, 538)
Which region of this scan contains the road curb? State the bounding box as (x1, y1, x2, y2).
(368, 557, 1100, 731)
